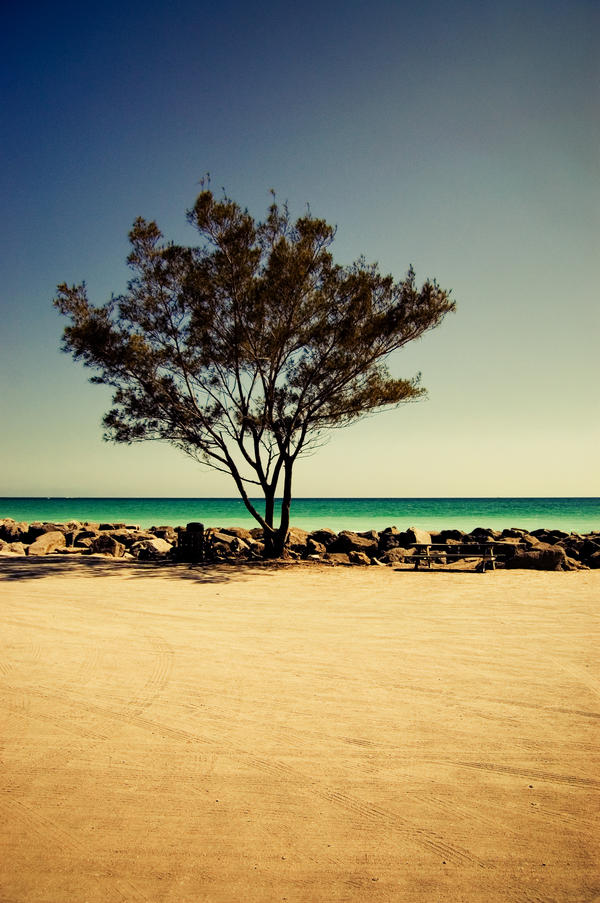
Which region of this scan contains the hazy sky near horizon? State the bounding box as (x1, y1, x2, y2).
(1, 0, 598, 498)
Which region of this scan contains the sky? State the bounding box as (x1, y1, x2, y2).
(1, 0, 598, 498)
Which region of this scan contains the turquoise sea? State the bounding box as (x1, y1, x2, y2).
(0, 498, 599, 534)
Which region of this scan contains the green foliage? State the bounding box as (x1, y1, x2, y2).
(55, 187, 455, 554)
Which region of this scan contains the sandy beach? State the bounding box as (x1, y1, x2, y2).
(0, 558, 598, 902)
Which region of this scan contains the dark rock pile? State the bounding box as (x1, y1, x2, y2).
(0, 519, 177, 561)
(1, 519, 598, 570)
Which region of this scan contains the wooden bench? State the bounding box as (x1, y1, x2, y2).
(409, 542, 520, 572)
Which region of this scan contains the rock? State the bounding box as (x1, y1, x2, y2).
(349, 550, 371, 566)
(520, 533, 541, 547)
(358, 529, 380, 543)
(587, 550, 600, 569)
(0, 539, 27, 556)
(378, 530, 409, 552)
(230, 536, 250, 554)
(206, 532, 250, 559)
(26, 531, 66, 556)
(559, 538, 590, 561)
(531, 529, 553, 541)
(152, 527, 178, 543)
(74, 536, 95, 548)
(7, 542, 26, 555)
(306, 538, 326, 558)
(405, 526, 432, 545)
(73, 530, 101, 547)
(380, 547, 413, 564)
(210, 531, 239, 546)
(131, 537, 173, 559)
(90, 534, 125, 558)
(218, 526, 255, 543)
(26, 522, 69, 543)
(582, 539, 600, 559)
(491, 541, 521, 561)
(469, 527, 501, 541)
(307, 528, 338, 548)
(325, 552, 351, 565)
(287, 527, 309, 550)
(0, 519, 29, 542)
(505, 546, 575, 571)
(439, 529, 466, 542)
(329, 530, 378, 556)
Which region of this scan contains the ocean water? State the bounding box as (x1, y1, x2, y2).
(0, 498, 599, 534)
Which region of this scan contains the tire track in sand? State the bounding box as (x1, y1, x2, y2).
(0, 795, 150, 903)
(439, 760, 600, 790)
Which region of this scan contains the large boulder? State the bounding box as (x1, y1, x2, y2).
(505, 545, 578, 571)
(378, 529, 407, 552)
(306, 538, 326, 558)
(329, 530, 378, 556)
(358, 529, 380, 543)
(73, 529, 101, 548)
(520, 533, 541, 547)
(0, 519, 29, 542)
(26, 522, 69, 543)
(380, 547, 414, 564)
(349, 550, 371, 566)
(287, 527, 309, 552)
(308, 528, 338, 548)
(0, 541, 27, 557)
(150, 526, 178, 543)
(325, 551, 351, 566)
(587, 550, 600, 569)
(131, 537, 173, 559)
(26, 531, 66, 556)
(439, 529, 467, 542)
(218, 526, 255, 543)
(580, 539, 600, 565)
(90, 534, 125, 558)
(404, 526, 432, 546)
(469, 527, 501, 541)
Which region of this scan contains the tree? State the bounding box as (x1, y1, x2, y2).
(55, 187, 455, 557)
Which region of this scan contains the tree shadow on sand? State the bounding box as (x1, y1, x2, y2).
(0, 555, 291, 585)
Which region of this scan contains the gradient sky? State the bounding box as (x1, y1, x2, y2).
(1, 0, 598, 498)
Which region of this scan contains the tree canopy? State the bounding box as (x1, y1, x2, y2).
(55, 188, 455, 556)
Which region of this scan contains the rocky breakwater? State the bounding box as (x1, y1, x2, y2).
(1, 519, 599, 570)
(0, 519, 177, 561)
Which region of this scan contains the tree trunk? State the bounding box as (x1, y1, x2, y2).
(262, 460, 293, 559)
(262, 489, 279, 558)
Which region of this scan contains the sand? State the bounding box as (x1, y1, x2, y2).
(0, 557, 598, 902)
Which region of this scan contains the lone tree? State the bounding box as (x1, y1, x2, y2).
(55, 188, 455, 557)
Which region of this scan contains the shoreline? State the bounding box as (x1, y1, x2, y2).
(1, 517, 599, 570)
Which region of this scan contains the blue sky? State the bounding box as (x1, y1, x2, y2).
(1, 0, 598, 497)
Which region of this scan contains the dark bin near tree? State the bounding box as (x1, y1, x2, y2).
(176, 523, 205, 561)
